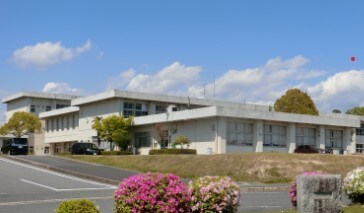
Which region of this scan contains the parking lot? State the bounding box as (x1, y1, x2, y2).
(0, 157, 116, 213)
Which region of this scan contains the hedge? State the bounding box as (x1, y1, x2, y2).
(101, 151, 133, 155)
(149, 148, 197, 155)
(54, 199, 100, 213)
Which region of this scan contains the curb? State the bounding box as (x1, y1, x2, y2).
(2, 155, 120, 186)
(239, 186, 290, 192)
(1, 155, 290, 192)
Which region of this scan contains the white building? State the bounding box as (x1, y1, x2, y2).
(1, 92, 79, 155)
(2, 90, 363, 155)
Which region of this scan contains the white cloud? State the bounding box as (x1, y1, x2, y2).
(106, 55, 364, 112)
(108, 62, 201, 95)
(308, 70, 364, 111)
(13, 40, 92, 69)
(192, 55, 310, 104)
(42, 82, 84, 95)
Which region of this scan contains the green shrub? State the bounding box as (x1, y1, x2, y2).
(344, 167, 364, 203)
(149, 148, 197, 155)
(101, 151, 132, 155)
(173, 135, 191, 149)
(189, 176, 240, 212)
(54, 199, 100, 213)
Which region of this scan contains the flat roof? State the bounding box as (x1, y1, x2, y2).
(133, 106, 361, 128)
(39, 106, 79, 118)
(2, 91, 81, 103)
(71, 89, 271, 110)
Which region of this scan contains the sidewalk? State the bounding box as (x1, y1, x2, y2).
(2, 155, 290, 192)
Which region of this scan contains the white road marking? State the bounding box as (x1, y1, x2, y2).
(20, 179, 58, 191)
(0, 196, 113, 206)
(0, 157, 116, 189)
(20, 179, 115, 192)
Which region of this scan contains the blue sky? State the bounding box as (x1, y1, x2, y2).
(1, 0, 364, 122)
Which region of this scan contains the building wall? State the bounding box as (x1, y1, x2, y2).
(6, 98, 30, 121)
(78, 99, 122, 142)
(43, 112, 80, 143)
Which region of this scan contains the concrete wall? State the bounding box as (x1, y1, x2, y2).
(43, 112, 79, 143)
(6, 98, 30, 121)
(78, 99, 122, 142)
(132, 117, 217, 155)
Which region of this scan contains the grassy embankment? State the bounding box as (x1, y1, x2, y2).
(62, 152, 364, 183)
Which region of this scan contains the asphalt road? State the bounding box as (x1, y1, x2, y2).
(0, 157, 116, 213)
(2, 156, 295, 212)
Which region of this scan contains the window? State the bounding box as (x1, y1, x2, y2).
(156, 105, 166, 114)
(356, 124, 364, 136)
(227, 121, 253, 146)
(325, 129, 343, 149)
(66, 116, 69, 129)
(356, 144, 364, 153)
(51, 119, 54, 131)
(135, 132, 151, 148)
(296, 127, 316, 146)
(263, 125, 286, 147)
(30, 105, 35, 113)
(59, 117, 63, 130)
(56, 118, 59, 130)
(123, 102, 148, 117)
(46, 106, 51, 111)
(56, 104, 69, 109)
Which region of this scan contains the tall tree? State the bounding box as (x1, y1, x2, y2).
(274, 88, 319, 115)
(332, 109, 341, 114)
(0, 111, 42, 137)
(346, 107, 364, 115)
(92, 115, 133, 151)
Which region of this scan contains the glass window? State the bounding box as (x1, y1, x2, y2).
(296, 127, 316, 146)
(227, 121, 253, 146)
(46, 106, 51, 111)
(356, 144, 364, 153)
(156, 105, 166, 114)
(135, 132, 151, 148)
(325, 129, 343, 149)
(263, 125, 286, 147)
(123, 102, 147, 117)
(30, 105, 35, 113)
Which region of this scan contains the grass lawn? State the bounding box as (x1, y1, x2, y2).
(60, 152, 364, 183)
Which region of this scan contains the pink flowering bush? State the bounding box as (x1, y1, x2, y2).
(343, 167, 364, 203)
(114, 172, 191, 213)
(189, 176, 240, 213)
(289, 171, 323, 207)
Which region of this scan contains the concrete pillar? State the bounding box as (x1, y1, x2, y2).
(317, 126, 325, 150)
(351, 131, 357, 154)
(254, 121, 263, 152)
(148, 102, 156, 115)
(344, 128, 355, 154)
(287, 123, 296, 153)
(216, 117, 227, 154)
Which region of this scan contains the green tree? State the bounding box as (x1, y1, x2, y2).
(92, 115, 133, 151)
(173, 135, 191, 149)
(332, 109, 341, 114)
(274, 88, 319, 115)
(346, 107, 364, 115)
(0, 111, 42, 137)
